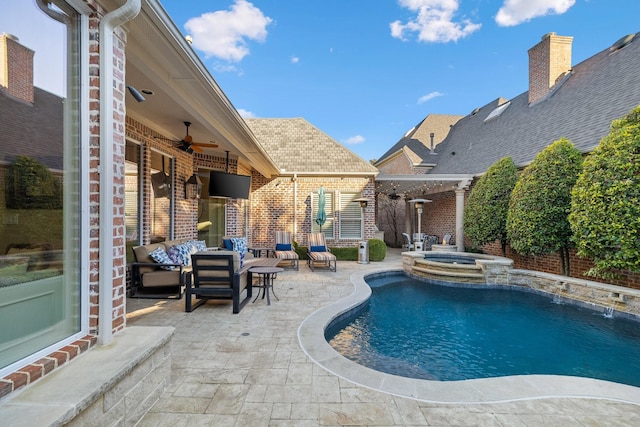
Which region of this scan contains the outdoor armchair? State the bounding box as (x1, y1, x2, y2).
(185, 250, 252, 313)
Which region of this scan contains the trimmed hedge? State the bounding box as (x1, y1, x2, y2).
(292, 238, 387, 261)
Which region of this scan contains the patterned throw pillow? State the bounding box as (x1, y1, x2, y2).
(149, 247, 176, 270)
(230, 237, 248, 254)
(186, 239, 207, 252)
(169, 243, 195, 266)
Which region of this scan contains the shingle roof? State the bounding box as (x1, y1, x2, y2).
(428, 32, 640, 175)
(244, 118, 378, 175)
(376, 114, 463, 165)
(0, 87, 63, 170)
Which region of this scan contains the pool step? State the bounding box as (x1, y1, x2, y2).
(412, 259, 485, 283)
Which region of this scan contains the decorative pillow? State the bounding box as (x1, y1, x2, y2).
(239, 251, 245, 268)
(276, 243, 292, 251)
(188, 239, 207, 252)
(230, 237, 248, 254)
(222, 238, 233, 250)
(169, 243, 195, 266)
(149, 247, 176, 270)
(310, 245, 327, 252)
(166, 246, 181, 265)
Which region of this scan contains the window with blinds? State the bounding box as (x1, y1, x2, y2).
(339, 193, 363, 239)
(311, 190, 334, 238)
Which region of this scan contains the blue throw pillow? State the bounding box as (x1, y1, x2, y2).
(149, 247, 176, 270)
(231, 237, 248, 254)
(170, 243, 195, 266)
(310, 245, 326, 252)
(276, 243, 292, 251)
(223, 239, 233, 250)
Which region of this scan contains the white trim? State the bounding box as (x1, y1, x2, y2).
(98, 0, 141, 346)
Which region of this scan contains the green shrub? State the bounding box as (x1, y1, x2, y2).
(463, 157, 518, 256)
(368, 238, 387, 261)
(293, 239, 386, 261)
(569, 106, 640, 278)
(507, 138, 583, 275)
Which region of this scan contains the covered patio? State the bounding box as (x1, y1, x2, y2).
(375, 173, 473, 252)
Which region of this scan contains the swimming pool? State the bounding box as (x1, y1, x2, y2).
(298, 269, 640, 403)
(325, 273, 640, 387)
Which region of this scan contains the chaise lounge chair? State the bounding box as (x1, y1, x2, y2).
(273, 231, 299, 270)
(306, 233, 336, 272)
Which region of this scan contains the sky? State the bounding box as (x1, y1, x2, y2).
(3, 0, 640, 162)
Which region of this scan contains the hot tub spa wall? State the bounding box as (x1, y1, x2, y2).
(402, 251, 640, 318)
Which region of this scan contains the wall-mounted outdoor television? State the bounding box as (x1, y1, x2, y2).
(151, 171, 171, 198)
(209, 171, 251, 199)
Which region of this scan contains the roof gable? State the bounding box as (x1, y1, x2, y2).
(376, 114, 462, 166)
(245, 118, 378, 175)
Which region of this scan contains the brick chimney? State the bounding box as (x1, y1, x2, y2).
(528, 32, 573, 104)
(0, 33, 35, 104)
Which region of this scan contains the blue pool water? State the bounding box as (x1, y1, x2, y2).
(325, 273, 640, 386)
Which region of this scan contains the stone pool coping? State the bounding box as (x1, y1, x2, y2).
(297, 268, 640, 405)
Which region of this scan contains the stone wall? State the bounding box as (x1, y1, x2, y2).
(402, 251, 640, 318)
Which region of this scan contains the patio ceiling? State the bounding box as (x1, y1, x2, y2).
(123, 0, 280, 178)
(375, 173, 474, 198)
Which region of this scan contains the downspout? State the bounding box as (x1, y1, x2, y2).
(98, 0, 141, 346)
(293, 173, 298, 241)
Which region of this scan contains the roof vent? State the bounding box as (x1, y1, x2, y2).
(610, 33, 635, 52)
(470, 107, 480, 116)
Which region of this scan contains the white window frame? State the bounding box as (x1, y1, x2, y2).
(311, 190, 334, 239)
(339, 192, 363, 239)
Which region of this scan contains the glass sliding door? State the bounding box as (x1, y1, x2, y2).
(0, 1, 81, 374)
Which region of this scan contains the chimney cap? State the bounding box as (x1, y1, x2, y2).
(1, 33, 20, 42)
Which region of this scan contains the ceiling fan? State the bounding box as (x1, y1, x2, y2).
(172, 121, 218, 153)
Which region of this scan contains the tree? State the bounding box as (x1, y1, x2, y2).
(463, 157, 518, 256)
(569, 106, 640, 279)
(507, 138, 583, 275)
(378, 193, 403, 247)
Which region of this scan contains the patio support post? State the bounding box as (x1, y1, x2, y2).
(98, 0, 141, 346)
(455, 188, 465, 252)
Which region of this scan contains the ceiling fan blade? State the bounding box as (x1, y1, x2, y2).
(191, 145, 204, 153)
(192, 142, 219, 148)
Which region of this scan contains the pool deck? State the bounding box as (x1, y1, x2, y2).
(127, 248, 640, 426)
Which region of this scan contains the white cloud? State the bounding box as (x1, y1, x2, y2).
(291, 56, 300, 64)
(417, 91, 444, 104)
(237, 108, 256, 118)
(390, 0, 481, 43)
(495, 0, 575, 27)
(185, 0, 272, 62)
(344, 135, 366, 145)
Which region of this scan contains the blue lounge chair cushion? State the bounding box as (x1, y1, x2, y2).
(276, 243, 292, 251)
(310, 245, 326, 252)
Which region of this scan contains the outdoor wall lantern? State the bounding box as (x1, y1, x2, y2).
(185, 174, 202, 199)
(353, 197, 369, 209)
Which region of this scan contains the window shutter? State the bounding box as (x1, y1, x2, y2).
(339, 193, 362, 239)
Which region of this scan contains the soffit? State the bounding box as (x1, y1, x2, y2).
(123, 0, 279, 177)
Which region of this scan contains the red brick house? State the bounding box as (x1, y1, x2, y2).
(375, 32, 640, 287)
(0, 0, 375, 422)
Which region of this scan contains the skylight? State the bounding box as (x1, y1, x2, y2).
(484, 101, 511, 123)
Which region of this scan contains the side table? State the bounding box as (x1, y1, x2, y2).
(250, 266, 284, 305)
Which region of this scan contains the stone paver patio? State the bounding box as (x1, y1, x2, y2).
(127, 248, 640, 426)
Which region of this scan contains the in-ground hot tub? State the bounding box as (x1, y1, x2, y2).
(404, 251, 513, 284)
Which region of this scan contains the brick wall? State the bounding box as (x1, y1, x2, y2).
(246, 175, 376, 248)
